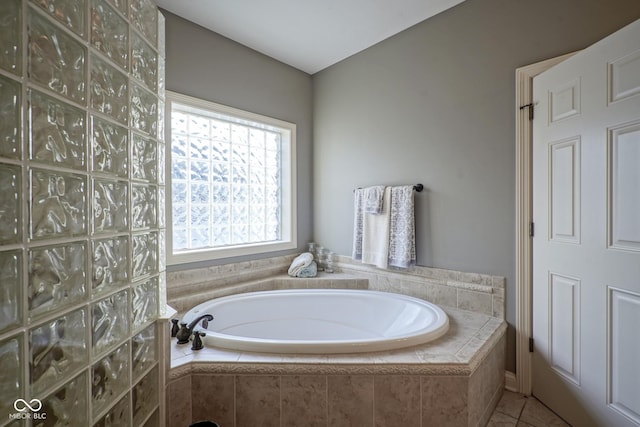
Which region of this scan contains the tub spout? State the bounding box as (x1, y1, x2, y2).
(176, 314, 214, 344)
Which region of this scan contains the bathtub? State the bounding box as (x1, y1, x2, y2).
(181, 289, 449, 353)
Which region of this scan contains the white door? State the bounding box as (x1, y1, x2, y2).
(532, 19, 640, 427)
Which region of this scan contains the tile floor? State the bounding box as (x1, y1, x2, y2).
(488, 391, 571, 426)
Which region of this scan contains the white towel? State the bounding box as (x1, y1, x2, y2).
(363, 185, 385, 214)
(388, 185, 416, 268)
(361, 186, 391, 268)
(288, 252, 314, 276)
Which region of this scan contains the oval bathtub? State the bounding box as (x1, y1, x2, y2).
(181, 289, 449, 354)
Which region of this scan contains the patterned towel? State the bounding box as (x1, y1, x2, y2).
(363, 185, 385, 214)
(352, 188, 364, 260)
(388, 185, 416, 268)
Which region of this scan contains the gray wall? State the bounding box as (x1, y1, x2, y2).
(163, 11, 314, 270)
(312, 0, 640, 372)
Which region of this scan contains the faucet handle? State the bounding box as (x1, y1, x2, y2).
(170, 319, 180, 337)
(191, 331, 205, 351)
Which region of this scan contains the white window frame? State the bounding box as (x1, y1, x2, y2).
(165, 91, 297, 265)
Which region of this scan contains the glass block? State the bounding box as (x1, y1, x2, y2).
(105, 0, 126, 15)
(0, 0, 21, 75)
(35, 371, 88, 427)
(132, 132, 157, 182)
(191, 227, 209, 248)
(132, 365, 158, 426)
(90, 55, 128, 124)
(92, 236, 129, 296)
(0, 163, 21, 244)
(131, 32, 157, 91)
(132, 184, 157, 229)
(172, 227, 187, 251)
(0, 250, 22, 332)
(190, 138, 209, 160)
(189, 115, 210, 139)
(142, 409, 159, 427)
(130, 84, 157, 136)
(0, 335, 22, 419)
(0, 75, 21, 159)
(157, 186, 165, 228)
(172, 158, 187, 180)
(32, 0, 85, 37)
(28, 242, 87, 318)
(157, 56, 165, 96)
(29, 11, 86, 103)
(157, 142, 165, 185)
(93, 393, 130, 427)
(191, 161, 210, 182)
(29, 309, 88, 395)
(132, 232, 157, 279)
(171, 111, 188, 136)
(157, 8, 165, 57)
(92, 342, 130, 417)
(212, 120, 230, 143)
(213, 229, 230, 248)
(91, 0, 128, 70)
(93, 178, 128, 234)
(157, 100, 164, 141)
(130, 0, 157, 45)
(91, 116, 128, 177)
(158, 271, 166, 314)
(93, 290, 129, 355)
(30, 169, 87, 238)
(158, 230, 165, 271)
(132, 277, 157, 331)
(29, 89, 86, 169)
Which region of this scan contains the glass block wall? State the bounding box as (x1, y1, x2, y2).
(0, 0, 165, 425)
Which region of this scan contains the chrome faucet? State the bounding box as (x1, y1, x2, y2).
(175, 314, 213, 344)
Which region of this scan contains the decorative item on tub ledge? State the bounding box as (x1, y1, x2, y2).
(287, 252, 318, 277)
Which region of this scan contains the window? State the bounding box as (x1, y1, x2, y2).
(166, 91, 296, 264)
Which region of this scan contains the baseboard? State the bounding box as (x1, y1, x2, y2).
(505, 371, 518, 392)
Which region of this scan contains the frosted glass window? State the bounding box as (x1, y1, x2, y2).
(167, 91, 296, 264)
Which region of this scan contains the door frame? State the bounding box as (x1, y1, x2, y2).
(513, 51, 577, 395)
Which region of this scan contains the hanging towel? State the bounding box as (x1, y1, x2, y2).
(361, 186, 392, 268)
(363, 185, 385, 214)
(352, 188, 365, 260)
(388, 185, 416, 268)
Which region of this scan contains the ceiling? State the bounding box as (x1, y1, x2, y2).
(153, 0, 467, 74)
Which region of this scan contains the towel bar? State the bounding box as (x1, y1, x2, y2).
(355, 184, 423, 192)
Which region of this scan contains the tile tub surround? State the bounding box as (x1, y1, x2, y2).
(166, 307, 507, 427)
(166, 254, 505, 320)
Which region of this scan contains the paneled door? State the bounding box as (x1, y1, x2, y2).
(532, 19, 640, 427)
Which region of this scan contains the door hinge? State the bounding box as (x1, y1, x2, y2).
(529, 337, 534, 353)
(520, 102, 534, 120)
(529, 222, 535, 237)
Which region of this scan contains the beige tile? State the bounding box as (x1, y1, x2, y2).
(374, 376, 420, 427)
(486, 410, 519, 427)
(191, 375, 234, 427)
(494, 391, 527, 420)
(519, 398, 570, 427)
(328, 375, 374, 427)
(281, 375, 327, 427)
(236, 375, 280, 427)
(421, 376, 468, 427)
(167, 376, 192, 427)
(457, 289, 493, 315)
